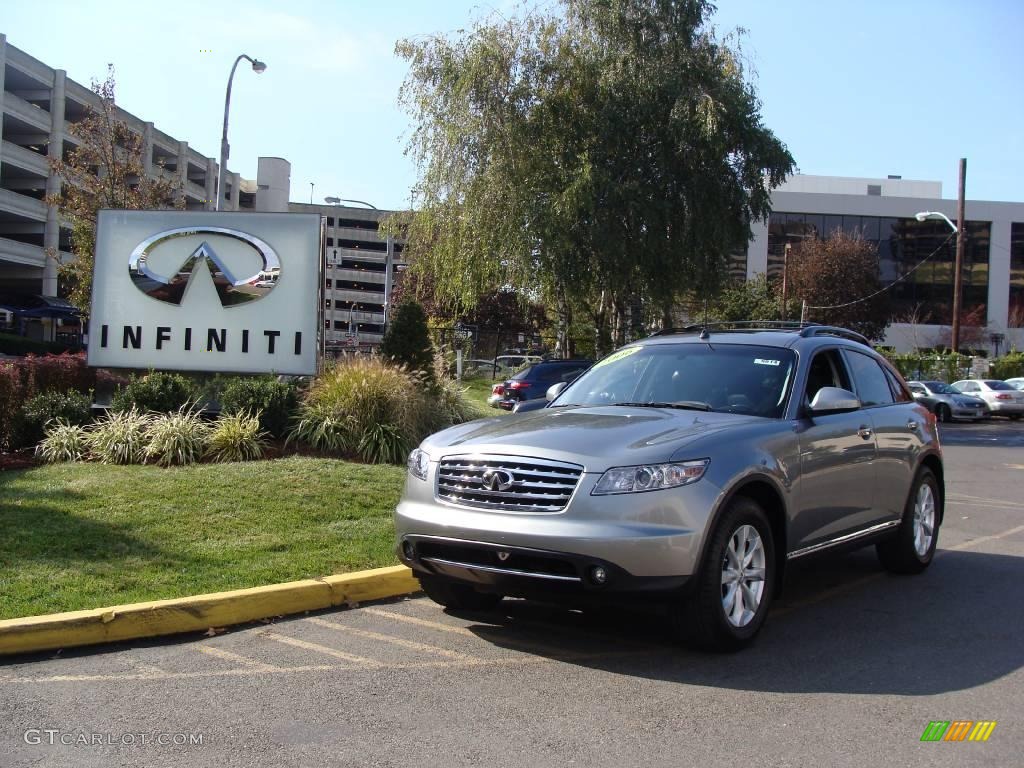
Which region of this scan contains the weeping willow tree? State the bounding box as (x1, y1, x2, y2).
(395, 0, 794, 356)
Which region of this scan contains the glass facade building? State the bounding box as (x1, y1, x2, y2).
(1011, 223, 1024, 328)
(767, 212, 991, 326)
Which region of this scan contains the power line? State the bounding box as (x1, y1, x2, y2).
(805, 231, 957, 311)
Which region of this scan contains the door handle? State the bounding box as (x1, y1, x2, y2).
(907, 421, 919, 431)
(857, 426, 873, 440)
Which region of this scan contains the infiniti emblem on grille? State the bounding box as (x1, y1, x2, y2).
(497, 551, 511, 561)
(481, 469, 515, 491)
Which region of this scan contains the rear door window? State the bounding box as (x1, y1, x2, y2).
(843, 350, 895, 407)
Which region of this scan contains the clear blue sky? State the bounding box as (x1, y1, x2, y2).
(3, 0, 1022, 209)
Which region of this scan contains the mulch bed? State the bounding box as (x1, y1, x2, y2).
(0, 450, 40, 471)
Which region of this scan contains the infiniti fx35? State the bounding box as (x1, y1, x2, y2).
(395, 325, 943, 651)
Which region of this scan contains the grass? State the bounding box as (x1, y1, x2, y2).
(460, 376, 499, 413)
(0, 457, 406, 620)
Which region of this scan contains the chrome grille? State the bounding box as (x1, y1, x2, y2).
(436, 456, 583, 512)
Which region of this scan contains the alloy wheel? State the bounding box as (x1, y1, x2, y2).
(720, 524, 766, 628)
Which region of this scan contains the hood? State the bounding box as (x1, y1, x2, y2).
(421, 406, 760, 471)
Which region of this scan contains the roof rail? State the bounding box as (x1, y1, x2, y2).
(648, 321, 870, 346)
(797, 325, 870, 346)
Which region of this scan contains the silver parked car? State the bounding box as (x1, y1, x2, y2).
(906, 380, 988, 422)
(1004, 377, 1024, 391)
(951, 379, 1024, 420)
(396, 324, 944, 651)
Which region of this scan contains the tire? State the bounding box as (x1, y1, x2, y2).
(1009, 414, 1021, 421)
(672, 498, 775, 652)
(936, 404, 951, 423)
(876, 468, 941, 574)
(417, 573, 503, 611)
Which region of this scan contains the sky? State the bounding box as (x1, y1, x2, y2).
(3, 0, 1022, 210)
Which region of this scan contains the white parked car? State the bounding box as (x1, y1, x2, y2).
(1005, 377, 1024, 391)
(951, 379, 1024, 420)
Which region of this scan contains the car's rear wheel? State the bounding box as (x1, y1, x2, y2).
(417, 574, 503, 611)
(1009, 414, 1021, 421)
(876, 467, 941, 574)
(672, 498, 775, 652)
(936, 404, 951, 423)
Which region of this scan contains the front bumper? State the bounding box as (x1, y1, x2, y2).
(398, 535, 689, 598)
(394, 467, 721, 586)
(950, 405, 988, 420)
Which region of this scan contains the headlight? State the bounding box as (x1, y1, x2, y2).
(591, 459, 709, 495)
(407, 448, 430, 481)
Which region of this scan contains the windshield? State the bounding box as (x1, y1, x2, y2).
(555, 343, 796, 418)
(923, 381, 959, 395)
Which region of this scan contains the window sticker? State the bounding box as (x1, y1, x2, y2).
(754, 358, 781, 366)
(593, 346, 642, 369)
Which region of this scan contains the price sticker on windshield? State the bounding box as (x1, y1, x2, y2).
(754, 358, 781, 366)
(593, 346, 642, 369)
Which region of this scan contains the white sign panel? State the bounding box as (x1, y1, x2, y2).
(89, 210, 323, 375)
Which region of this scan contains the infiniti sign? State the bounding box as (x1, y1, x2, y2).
(128, 227, 281, 307)
(89, 210, 322, 376)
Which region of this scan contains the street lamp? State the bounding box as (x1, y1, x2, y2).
(915, 208, 965, 352)
(914, 210, 957, 231)
(323, 197, 395, 335)
(217, 54, 266, 211)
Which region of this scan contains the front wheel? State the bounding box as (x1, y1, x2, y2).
(417, 573, 503, 611)
(1009, 414, 1021, 421)
(672, 498, 775, 652)
(876, 468, 941, 574)
(936, 404, 951, 423)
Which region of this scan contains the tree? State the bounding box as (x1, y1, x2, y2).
(46, 66, 183, 316)
(380, 299, 435, 377)
(395, 0, 794, 357)
(788, 231, 891, 341)
(711, 275, 796, 323)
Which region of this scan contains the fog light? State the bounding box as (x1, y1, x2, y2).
(590, 566, 608, 585)
(402, 540, 415, 560)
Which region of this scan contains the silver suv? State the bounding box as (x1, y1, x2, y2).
(395, 324, 944, 650)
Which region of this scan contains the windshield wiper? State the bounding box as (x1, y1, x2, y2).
(611, 401, 712, 411)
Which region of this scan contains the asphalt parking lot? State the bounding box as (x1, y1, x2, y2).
(2, 420, 1023, 768)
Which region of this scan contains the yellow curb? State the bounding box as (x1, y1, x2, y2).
(0, 565, 420, 657)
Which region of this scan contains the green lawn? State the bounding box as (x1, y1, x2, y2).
(0, 457, 406, 620)
(461, 376, 499, 413)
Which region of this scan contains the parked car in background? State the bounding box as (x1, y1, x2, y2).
(1004, 377, 1024, 391)
(906, 380, 988, 422)
(489, 359, 592, 410)
(952, 379, 1024, 419)
(397, 323, 943, 651)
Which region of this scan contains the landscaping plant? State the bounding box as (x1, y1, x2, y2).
(205, 411, 268, 463)
(87, 407, 153, 464)
(111, 371, 199, 413)
(219, 375, 300, 438)
(19, 389, 93, 448)
(35, 420, 90, 463)
(145, 407, 209, 466)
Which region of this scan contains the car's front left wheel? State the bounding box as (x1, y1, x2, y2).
(672, 497, 775, 652)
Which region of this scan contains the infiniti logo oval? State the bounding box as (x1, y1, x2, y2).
(128, 227, 281, 307)
(481, 469, 515, 492)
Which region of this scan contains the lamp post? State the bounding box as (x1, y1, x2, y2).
(217, 54, 266, 211)
(323, 196, 394, 337)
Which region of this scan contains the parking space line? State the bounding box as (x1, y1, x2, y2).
(263, 632, 384, 668)
(947, 493, 1024, 510)
(944, 523, 1024, 551)
(195, 644, 282, 672)
(363, 608, 478, 637)
(306, 616, 485, 662)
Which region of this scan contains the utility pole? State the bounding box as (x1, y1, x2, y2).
(951, 158, 967, 354)
(781, 243, 790, 320)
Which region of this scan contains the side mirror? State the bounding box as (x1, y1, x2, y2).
(809, 386, 860, 414)
(546, 382, 568, 402)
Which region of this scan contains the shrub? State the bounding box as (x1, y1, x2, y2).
(17, 352, 95, 398)
(145, 408, 209, 466)
(380, 300, 434, 378)
(0, 362, 22, 450)
(112, 371, 200, 413)
(219, 376, 300, 438)
(35, 420, 89, 463)
(990, 352, 1024, 381)
(87, 408, 153, 464)
(429, 350, 487, 428)
(289, 357, 427, 463)
(206, 411, 267, 463)
(20, 390, 93, 448)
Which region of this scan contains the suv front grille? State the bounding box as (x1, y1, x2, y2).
(436, 455, 583, 512)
